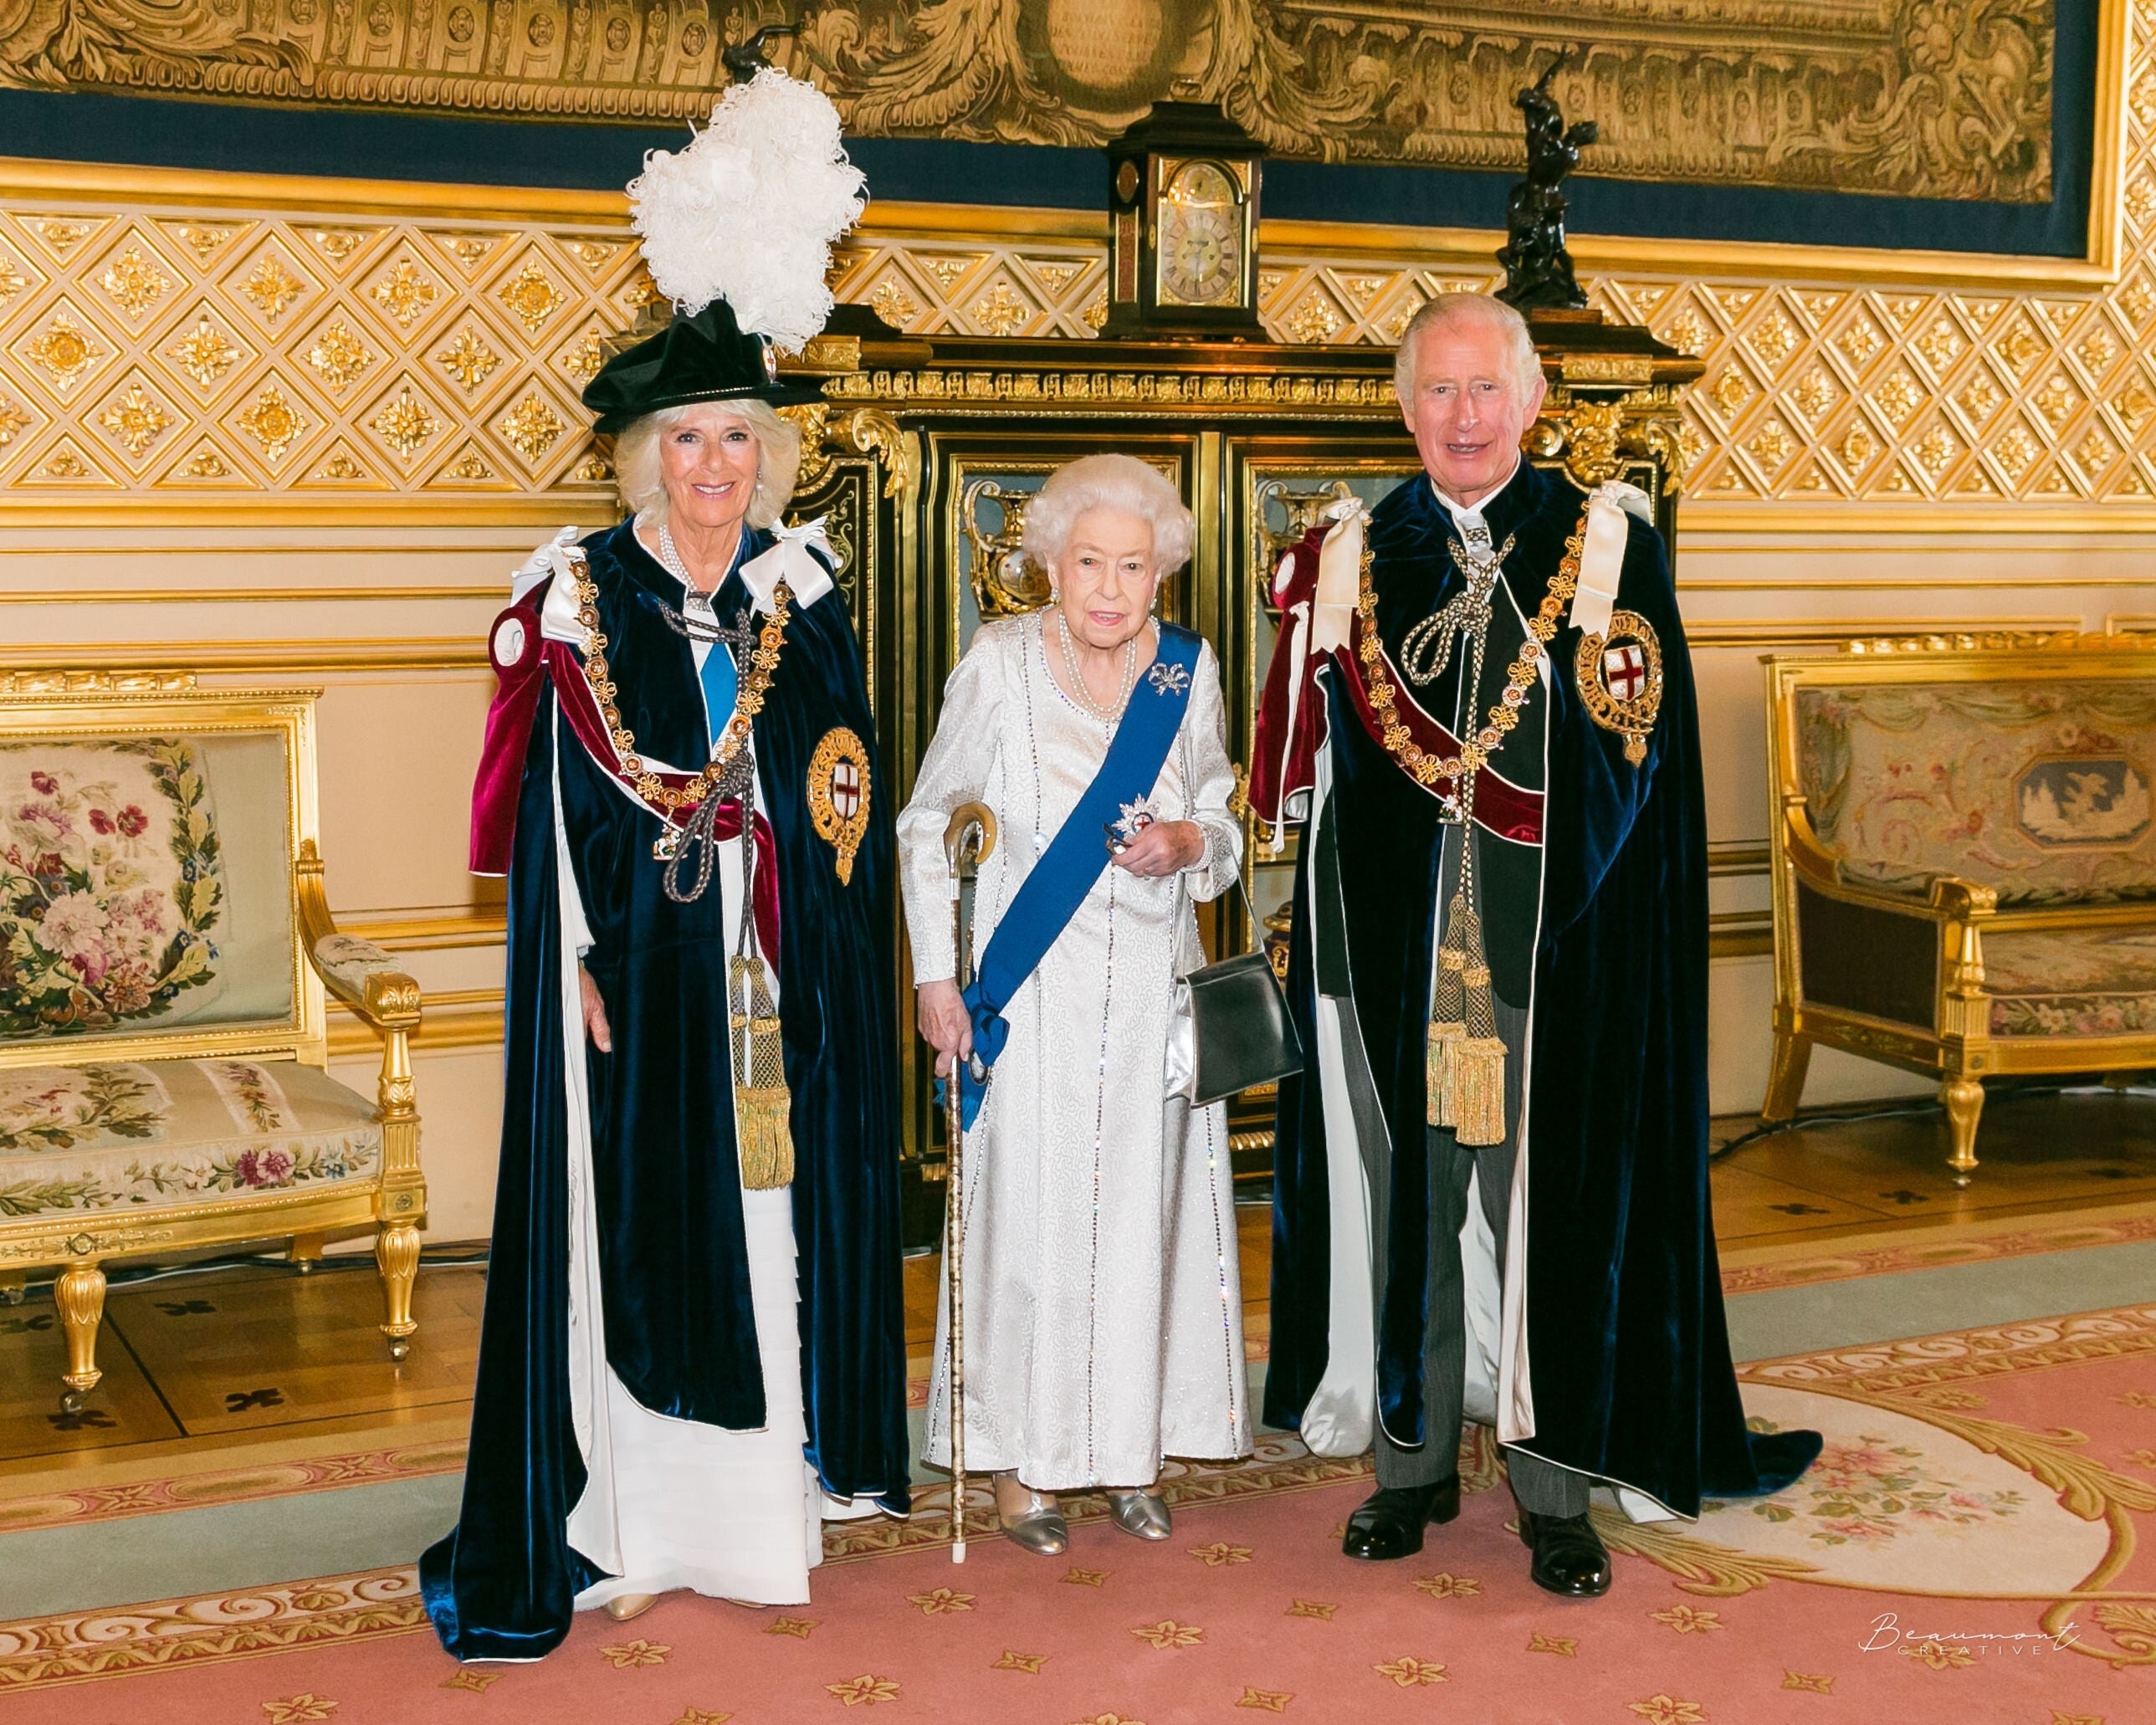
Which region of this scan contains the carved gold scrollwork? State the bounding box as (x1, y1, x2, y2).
(780, 402, 834, 493)
(839, 407, 915, 502)
(961, 478, 1052, 619)
(1533, 386, 1692, 497)
(3, 2, 2051, 204)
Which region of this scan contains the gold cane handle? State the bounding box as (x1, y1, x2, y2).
(943, 802, 998, 879)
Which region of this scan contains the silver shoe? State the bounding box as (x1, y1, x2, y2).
(996, 1483, 1069, 1556)
(1105, 1488, 1172, 1541)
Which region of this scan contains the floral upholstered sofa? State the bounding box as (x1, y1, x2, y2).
(1761, 636, 2156, 1179)
(0, 674, 426, 1409)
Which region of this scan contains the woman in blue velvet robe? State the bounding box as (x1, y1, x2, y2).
(421, 299, 909, 1662)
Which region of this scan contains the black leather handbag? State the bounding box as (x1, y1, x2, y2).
(1170, 878, 1304, 1108)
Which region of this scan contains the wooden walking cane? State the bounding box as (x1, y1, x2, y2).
(940, 803, 997, 1563)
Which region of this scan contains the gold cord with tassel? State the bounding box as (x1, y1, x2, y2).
(1415, 525, 1529, 1149)
(727, 772, 795, 1190)
(730, 952, 795, 1189)
(1426, 909, 1469, 1127)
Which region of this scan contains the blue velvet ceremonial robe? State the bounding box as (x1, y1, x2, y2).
(1264, 461, 1818, 1517)
(422, 520, 909, 1661)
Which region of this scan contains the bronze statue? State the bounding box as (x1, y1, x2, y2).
(1496, 54, 1598, 311)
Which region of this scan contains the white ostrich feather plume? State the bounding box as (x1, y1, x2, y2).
(628, 68, 867, 353)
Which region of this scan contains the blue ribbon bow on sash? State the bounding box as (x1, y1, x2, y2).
(954, 622, 1203, 1129)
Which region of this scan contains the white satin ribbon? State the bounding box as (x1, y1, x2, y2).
(1566, 480, 1653, 638)
(1309, 495, 1367, 655)
(741, 514, 837, 610)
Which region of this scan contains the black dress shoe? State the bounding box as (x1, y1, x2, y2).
(1341, 1477, 1460, 1561)
(1517, 1508, 1611, 1597)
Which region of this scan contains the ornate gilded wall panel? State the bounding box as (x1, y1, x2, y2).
(1, 0, 2153, 515)
(0, 0, 2062, 203)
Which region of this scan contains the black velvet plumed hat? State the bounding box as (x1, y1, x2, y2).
(581, 300, 825, 434)
(582, 68, 867, 437)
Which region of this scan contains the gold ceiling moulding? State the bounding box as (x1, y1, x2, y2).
(0, 0, 2081, 208)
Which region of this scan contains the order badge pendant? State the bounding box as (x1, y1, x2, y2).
(808, 726, 871, 885)
(1574, 609, 1662, 769)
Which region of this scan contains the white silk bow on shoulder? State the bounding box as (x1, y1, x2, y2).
(1567, 479, 1654, 638)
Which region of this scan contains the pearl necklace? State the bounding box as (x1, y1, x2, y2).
(1053, 608, 1139, 722)
(655, 521, 720, 606)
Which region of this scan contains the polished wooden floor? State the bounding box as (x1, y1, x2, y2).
(3, 1091, 2148, 1481)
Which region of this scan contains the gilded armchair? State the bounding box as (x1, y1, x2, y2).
(0, 675, 427, 1408)
(1761, 637, 2156, 1180)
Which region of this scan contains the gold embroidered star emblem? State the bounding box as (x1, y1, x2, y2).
(1527, 1632, 1576, 1656)
(1412, 1573, 1480, 1599)
(671, 1711, 734, 1725)
(1626, 1697, 1705, 1725)
(1373, 1656, 1447, 1687)
(1062, 1566, 1108, 1587)
(1188, 1541, 1252, 1566)
(766, 1615, 816, 1637)
(992, 1650, 1047, 1672)
(825, 1675, 901, 1706)
(440, 1670, 500, 1693)
(262, 1699, 338, 1724)
(1902, 1639, 1974, 1670)
(1237, 1691, 1293, 1712)
(1651, 1606, 1723, 1634)
(1286, 1599, 1338, 1620)
(1131, 1620, 1204, 1649)
(907, 1587, 976, 1615)
(599, 1638, 669, 1668)
(1782, 1672, 1834, 1694)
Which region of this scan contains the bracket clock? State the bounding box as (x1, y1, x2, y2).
(1100, 100, 1267, 340)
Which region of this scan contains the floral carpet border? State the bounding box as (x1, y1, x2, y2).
(1718, 1206, 2156, 1295)
(0, 1569, 427, 1692)
(0, 1439, 469, 1537)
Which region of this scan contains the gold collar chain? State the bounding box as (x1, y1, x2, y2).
(568, 546, 792, 813)
(1355, 505, 1589, 789)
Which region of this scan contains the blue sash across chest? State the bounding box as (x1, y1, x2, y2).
(957, 621, 1203, 1128)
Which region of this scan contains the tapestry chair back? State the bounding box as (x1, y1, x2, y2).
(1762, 639, 2156, 1180)
(0, 676, 427, 1411)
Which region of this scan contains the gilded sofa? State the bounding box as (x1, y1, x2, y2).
(1762, 636, 2156, 1180)
(0, 674, 426, 1408)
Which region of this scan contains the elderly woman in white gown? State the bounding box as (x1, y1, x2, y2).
(898, 453, 1252, 1554)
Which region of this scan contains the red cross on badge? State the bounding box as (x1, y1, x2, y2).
(830, 758, 862, 820)
(1603, 643, 1647, 702)
(809, 727, 871, 885)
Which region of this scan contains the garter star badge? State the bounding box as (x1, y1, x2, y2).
(808, 726, 870, 884)
(1574, 609, 1663, 768)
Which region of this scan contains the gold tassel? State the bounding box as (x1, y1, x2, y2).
(730, 954, 796, 1190)
(1426, 912, 1470, 1127)
(1449, 1036, 1508, 1145)
(1447, 960, 1507, 1146)
(1426, 1019, 1465, 1125)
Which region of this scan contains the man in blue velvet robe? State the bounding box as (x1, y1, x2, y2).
(1252, 294, 1816, 1597)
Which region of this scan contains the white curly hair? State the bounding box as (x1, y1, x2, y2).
(613, 398, 802, 532)
(1021, 453, 1195, 576)
(1393, 292, 1543, 402)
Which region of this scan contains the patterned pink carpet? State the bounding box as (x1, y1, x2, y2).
(3, 1304, 2153, 1722)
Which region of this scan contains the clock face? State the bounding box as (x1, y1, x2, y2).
(1156, 159, 1244, 308)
